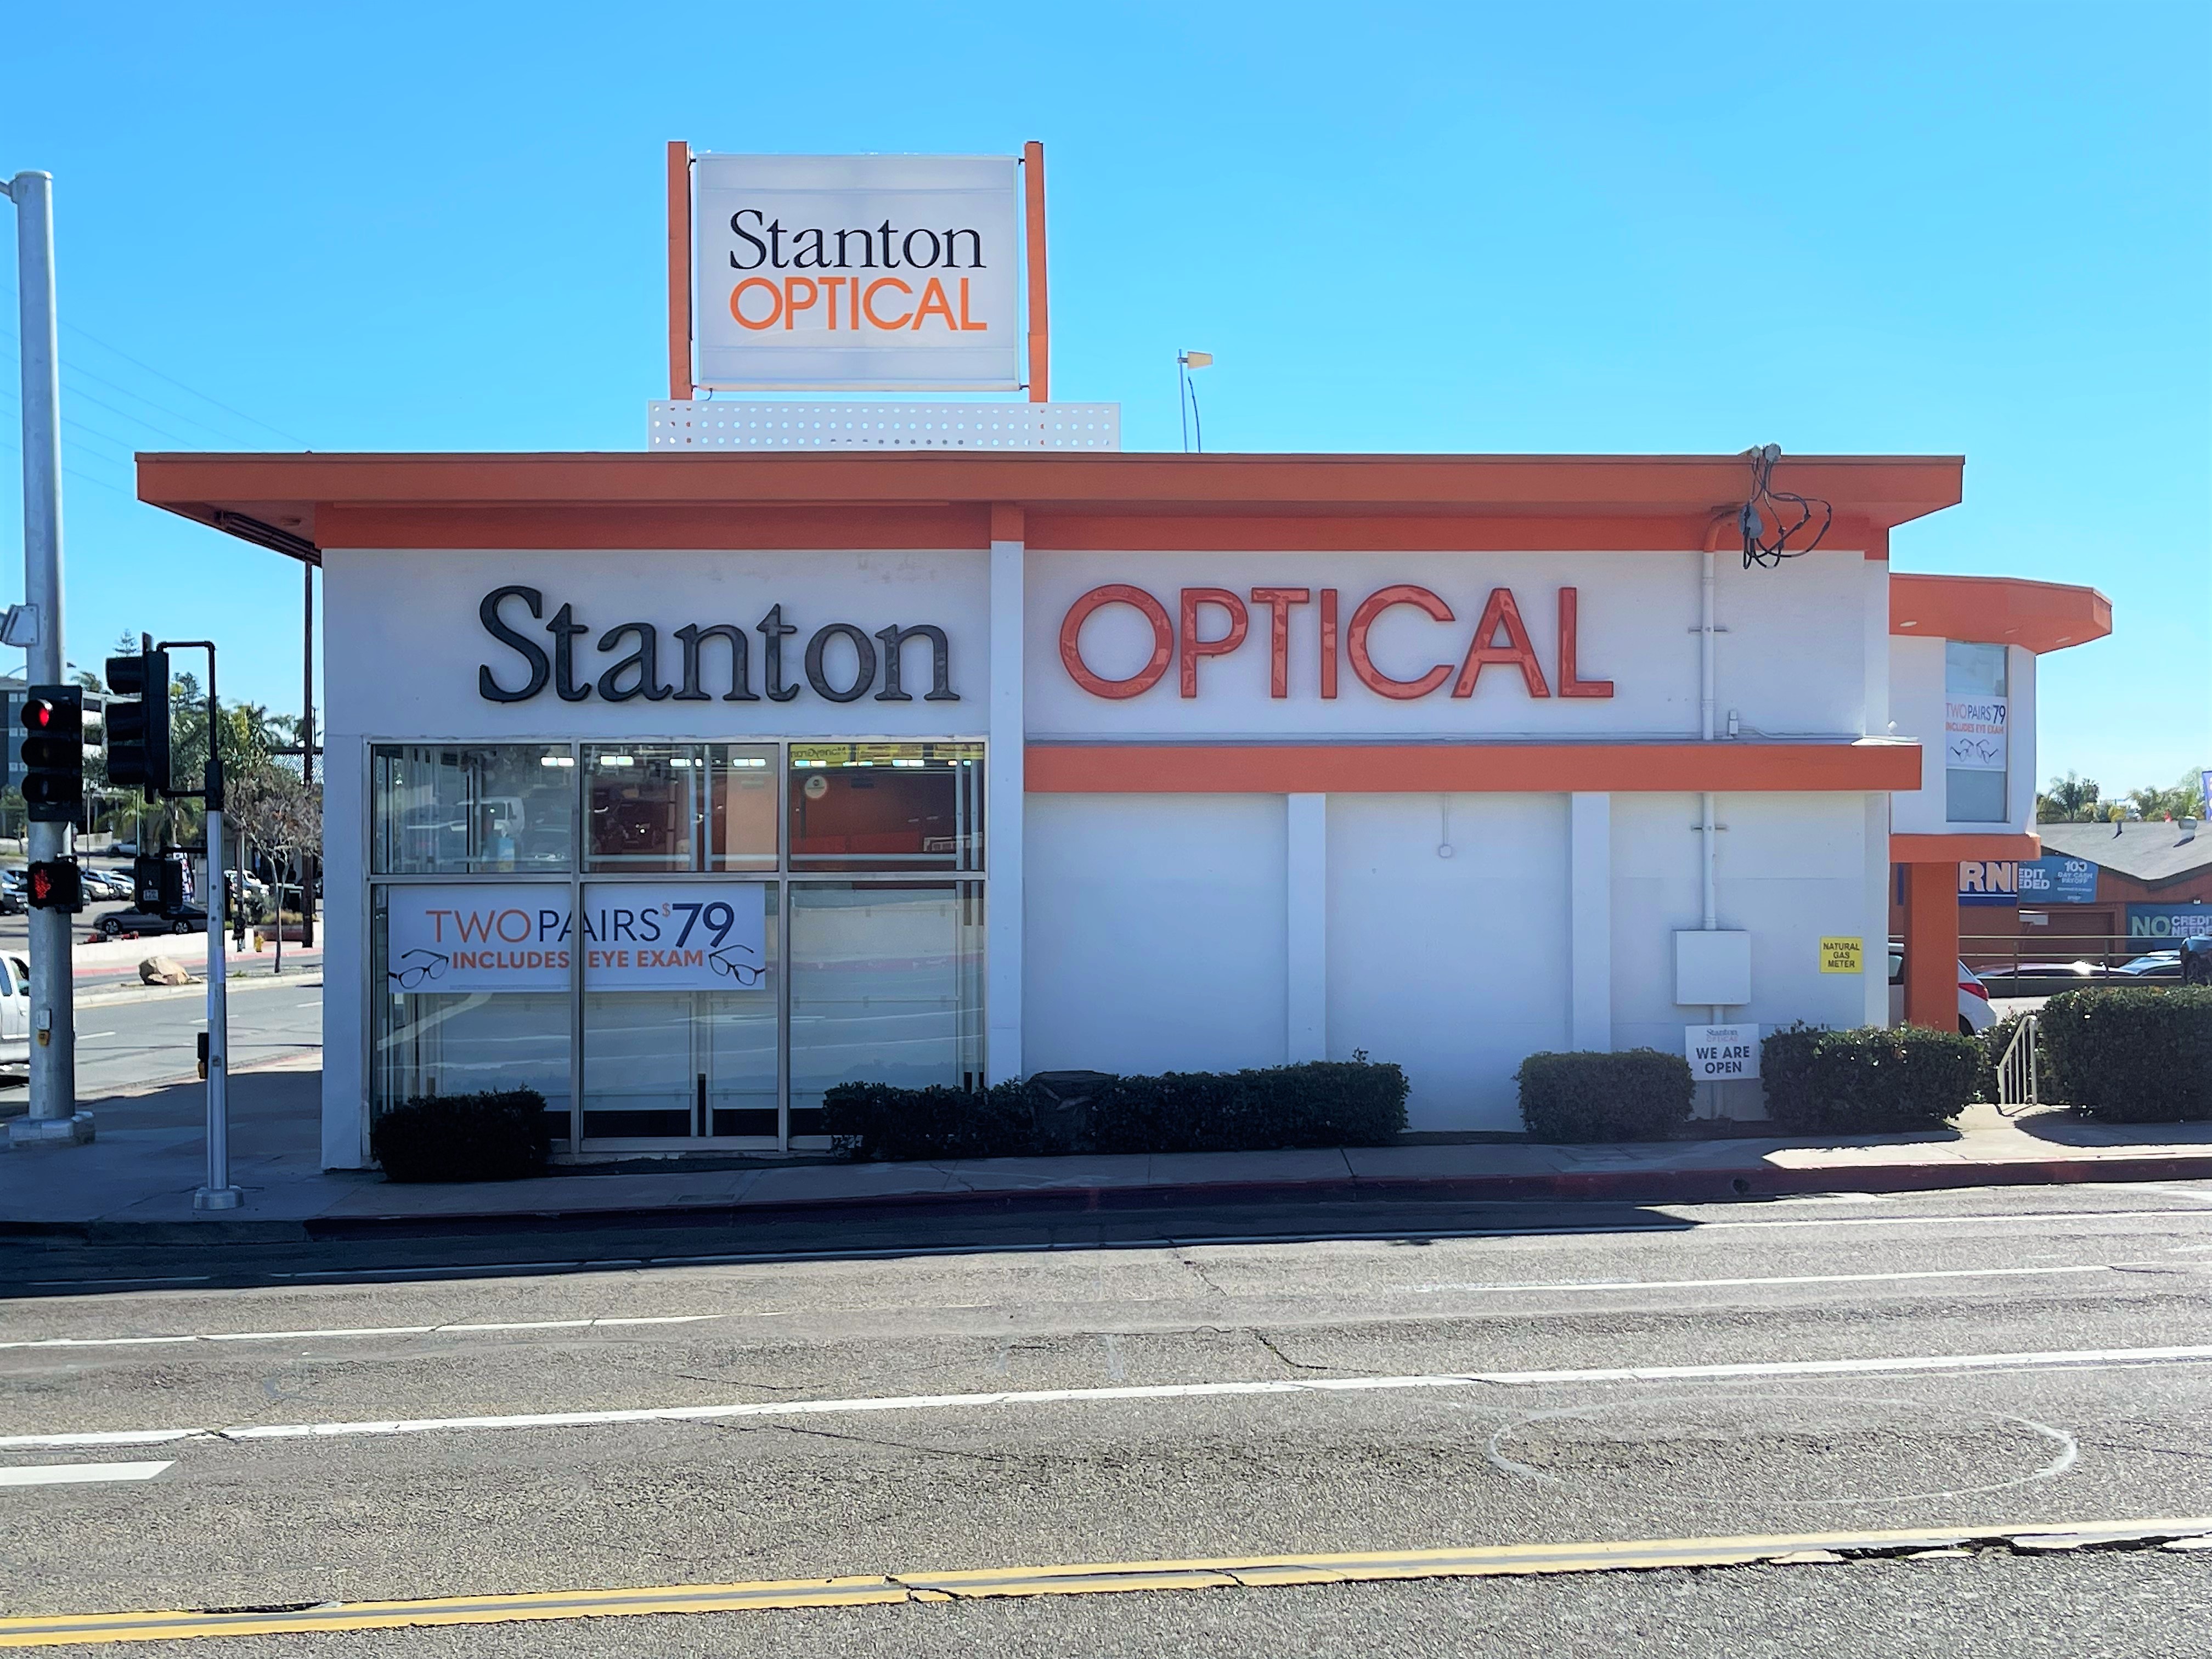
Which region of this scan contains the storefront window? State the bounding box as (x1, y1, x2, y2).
(707, 747, 778, 871)
(368, 738, 988, 1149)
(369, 886, 571, 1136)
(788, 742, 984, 872)
(373, 744, 573, 874)
(787, 882, 984, 1137)
(579, 882, 778, 1139)
(585, 743, 777, 871)
(1944, 642, 2009, 824)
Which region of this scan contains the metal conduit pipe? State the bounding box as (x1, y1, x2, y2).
(1699, 514, 1734, 1035)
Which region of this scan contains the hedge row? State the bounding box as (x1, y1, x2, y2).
(371, 1090, 551, 1182)
(823, 1060, 1409, 1161)
(2040, 986, 2212, 1121)
(1516, 1049, 1693, 1143)
(1762, 1024, 1980, 1133)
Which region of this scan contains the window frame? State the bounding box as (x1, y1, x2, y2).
(366, 736, 987, 1155)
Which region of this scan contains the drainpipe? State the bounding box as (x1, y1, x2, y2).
(1700, 516, 1730, 1013)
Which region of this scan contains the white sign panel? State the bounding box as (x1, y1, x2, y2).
(1685, 1024, 1760, 1082)
(384, 885, 571, 995)
(383, 884, 770, 995)
(580, 884, 768, 991)
(692, 154, 1022, 392)
(1944, 693, 2008, 771)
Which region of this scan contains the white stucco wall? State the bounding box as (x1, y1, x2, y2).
(1022, 793, 1288, 1075)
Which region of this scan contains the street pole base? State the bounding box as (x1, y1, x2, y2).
(192, 1185, 245, 1211)
(8, 1110, 94, 1149)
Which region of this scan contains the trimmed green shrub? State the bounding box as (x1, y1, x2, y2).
(823, 1059, 1409, 1162)
(2040, 987, 2212, 1122)
(1516, 1049, 1694, 1143)
(817, 1079, 1037, 1163)
(1760, 1023, 1979, 1134)
(371, 1090, 551, 1182)
(1976, 1008, 2059, 1104)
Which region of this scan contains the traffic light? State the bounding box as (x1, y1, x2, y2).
(104, 648, 171, 796)
(20, 686, 86, 824)
(133, 854, 187, 917)
(25, 857, 82, 912)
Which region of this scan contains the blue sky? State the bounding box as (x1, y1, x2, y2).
(1, 2, 2205, 792)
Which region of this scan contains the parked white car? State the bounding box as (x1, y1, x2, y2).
(0, 953, 31, 1077)
(1887, 945, 1996, 1035)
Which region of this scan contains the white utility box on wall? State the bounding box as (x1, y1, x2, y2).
(1674, 930, 1752, 1007)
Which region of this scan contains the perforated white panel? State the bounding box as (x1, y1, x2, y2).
(647, 401, 1121, 452)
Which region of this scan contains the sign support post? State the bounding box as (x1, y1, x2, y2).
(4, 169, 83, 1147)
(162, 640, 240, 1210)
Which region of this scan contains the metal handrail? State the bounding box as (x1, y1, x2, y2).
(1995, 1014, 2040, 1115)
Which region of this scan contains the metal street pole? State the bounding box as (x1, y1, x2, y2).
(199, 800, 237, 1207)
(4, 169, 82, 1147)
(301, 561, 314, 950)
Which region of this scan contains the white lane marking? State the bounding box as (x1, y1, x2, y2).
(8, 1264, 2139, 1354)
(0, 1314, 724, 1353)
(74, 1031, 115, 1040)
(10, 1342, 2212, 1453)
(2124, 1185, 2212, 1205)
(1413, 1265, 2118, 1295)
(0, 1460, 172, 1487)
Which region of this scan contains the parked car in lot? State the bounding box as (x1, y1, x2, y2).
(80, 869, 132, 902)
(1887, 946, 1996, 1035)
(1976, 951, 2181, 997)
(94, 905, 207, 938)
(0, 953, 30, 1077)
(2186, 936, 2212, 986)
(0, 885, 21, 917)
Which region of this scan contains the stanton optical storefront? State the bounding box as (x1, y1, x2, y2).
(136, 449, 2110, 1170)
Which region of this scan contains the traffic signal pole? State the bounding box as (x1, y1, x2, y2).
(157, 640, 238, 1209)
(5, 170, 83, 1147)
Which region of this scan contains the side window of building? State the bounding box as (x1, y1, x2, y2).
(1943, 642, 2008, 825)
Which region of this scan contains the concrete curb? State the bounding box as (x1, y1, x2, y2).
(13, 1149, 2212, 1245)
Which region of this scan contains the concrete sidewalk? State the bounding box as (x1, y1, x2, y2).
(7, 1060, 2212, 1241)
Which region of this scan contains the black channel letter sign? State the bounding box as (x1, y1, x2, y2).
(476, 586, 960, 706)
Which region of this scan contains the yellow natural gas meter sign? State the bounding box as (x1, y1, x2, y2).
(1819, 936, 1864, 974)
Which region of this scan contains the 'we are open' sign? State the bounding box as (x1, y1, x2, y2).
(1686, 1025, 1760, 1081)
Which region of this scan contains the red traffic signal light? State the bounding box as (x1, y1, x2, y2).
(18, 685, 86, 823)
(26, 857, 82, 912)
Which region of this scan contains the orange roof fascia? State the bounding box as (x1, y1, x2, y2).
(1889, 573, 2112, 655)
(134, 452, 1964, 556)
(1891, 831, 2042, 863)
(1025, 740, 1920, 794)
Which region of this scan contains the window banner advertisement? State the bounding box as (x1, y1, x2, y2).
(385, 885, 571, 995)
(582, 884, 769, 991)
(2017, 856, 2099, 904)
(1944, 694, 2008, 770)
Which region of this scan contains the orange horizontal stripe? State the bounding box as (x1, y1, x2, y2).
(1891, 832, 2042, 862)
(1025, 741, 1920, 794)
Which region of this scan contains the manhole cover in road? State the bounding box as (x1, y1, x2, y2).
(1486, 1393, 2076, 1505)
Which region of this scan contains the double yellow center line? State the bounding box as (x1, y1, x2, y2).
(8, 1517, 2208, 1647)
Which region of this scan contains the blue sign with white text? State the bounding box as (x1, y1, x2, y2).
(2018, 856, 2098, 905)
(2127, 902, 2212, 940)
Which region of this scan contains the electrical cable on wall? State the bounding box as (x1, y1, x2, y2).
(1738, 443, 1832, 569)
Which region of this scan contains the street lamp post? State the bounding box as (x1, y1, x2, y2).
(4, 169, 84, 1148)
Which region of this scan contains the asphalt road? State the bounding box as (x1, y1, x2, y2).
(0, 973, 321, 1104)
(5, 1181, 2212, 1653)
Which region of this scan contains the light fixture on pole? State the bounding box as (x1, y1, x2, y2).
(1178, 351, 1213, 453)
